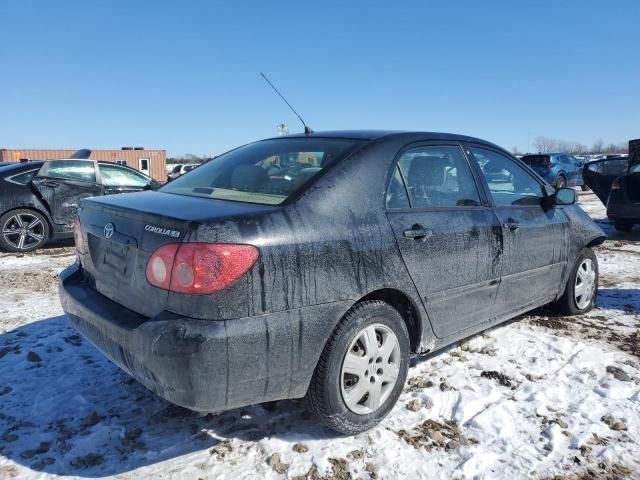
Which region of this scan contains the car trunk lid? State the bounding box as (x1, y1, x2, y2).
(77, 191, 277, 318)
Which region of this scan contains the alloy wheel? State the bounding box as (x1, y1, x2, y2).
(575, 258, 596, 310)
(557, 176, 566, 188)
(2, 213, 46, 251)
(340, 323, 401, 415)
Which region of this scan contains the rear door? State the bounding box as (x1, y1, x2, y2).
(97, 163, 153, 194)
(385, 143, 502, 339)
(468, 146, 569, 317)
(31, 160, 101, 226)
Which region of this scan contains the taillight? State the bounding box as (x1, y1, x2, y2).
(145, 244, 179, 290)
(73, 217, 87, 254)
(611, 179, 621, 190)
(146, 243, 259, 294)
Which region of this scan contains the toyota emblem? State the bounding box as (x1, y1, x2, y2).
(103, 223, 114, 239)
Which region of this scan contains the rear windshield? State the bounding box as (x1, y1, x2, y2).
(161, 138, 364, 205)
(521, 155, 550, 165)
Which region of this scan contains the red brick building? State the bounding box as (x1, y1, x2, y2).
(0, 148, 167, 181)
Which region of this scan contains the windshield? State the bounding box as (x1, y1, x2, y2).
(160, 138, 364, 205)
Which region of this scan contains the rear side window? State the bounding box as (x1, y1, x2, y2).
(161, 138, 364, 205)
(396, 145, 481, 208)
(39, 160, 96, 183)
(603, 159, 628, 176)
(6, 169, 38, 185)
(586, 162, 603, 173)
(386, 166, 410, 209)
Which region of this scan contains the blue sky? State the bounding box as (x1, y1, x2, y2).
(1, 1, 638, 156)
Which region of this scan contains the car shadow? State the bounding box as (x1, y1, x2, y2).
(0, 316, 339, 477)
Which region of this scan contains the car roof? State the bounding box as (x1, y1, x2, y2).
(0, 161, 44, 173)
(263, 130, 506, 150)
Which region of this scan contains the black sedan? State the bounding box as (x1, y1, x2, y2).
(60, 131, 605, 434)
(583, 151, 640, 232)
(0, 158, 158, 252)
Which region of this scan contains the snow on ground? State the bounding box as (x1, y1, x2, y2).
(0, 192, 639, 480)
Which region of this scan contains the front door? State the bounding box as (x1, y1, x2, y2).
(385, 143, 502, 339)
(31, 160, 101, 227)
(468, 146, 570, 317)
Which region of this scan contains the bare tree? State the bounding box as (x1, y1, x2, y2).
(533, 136, 558, 153)
(591, 139, 604, 154)
(617, 142, 629, 154)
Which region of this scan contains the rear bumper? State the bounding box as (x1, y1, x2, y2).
(59, 263, 350, 412)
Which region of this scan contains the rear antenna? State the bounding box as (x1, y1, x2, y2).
(260, 72, 313, 135)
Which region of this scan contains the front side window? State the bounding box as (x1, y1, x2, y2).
(99, 164, 150, 187)
(39, 160, 96, 183)
(161, 138, 364, 205)
(395, 145, 481, 208)
(470, 147, 544, 206)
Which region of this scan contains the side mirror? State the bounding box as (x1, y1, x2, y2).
(554, 187, 576, 206)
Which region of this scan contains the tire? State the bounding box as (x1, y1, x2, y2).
(306, 300, 410, 435)
(551, 247, 598, 315)
(0, 209, 50, 253)
(614, 220, 634, 232)
(580, 184, 590, 191)
(556, 175, 567, 189)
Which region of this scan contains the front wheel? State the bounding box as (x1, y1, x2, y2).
(580, 184, 590, 191)
(0, 209, 50, 253)
(551, 248, 598, 315)
(556, 175, 567, 189)
(306, 300, 410, 435)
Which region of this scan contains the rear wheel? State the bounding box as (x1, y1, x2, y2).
(0, 209, 50, 253)
(556, 175, 567, 189)
(614, 220, 634, 232)
(551, 248, 598, 315)
(306, 300, 410, 434)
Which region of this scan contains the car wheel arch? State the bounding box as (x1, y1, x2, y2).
(358, 288, 426, 353)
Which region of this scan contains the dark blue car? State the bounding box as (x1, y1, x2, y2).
(521, 153, 587, 190)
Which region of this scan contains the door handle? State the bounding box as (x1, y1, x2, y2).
(504, 221, 520, 231)
(403, 227, 433, 240)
